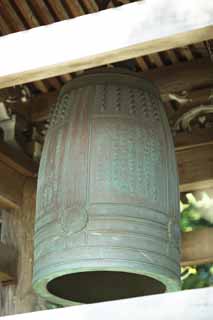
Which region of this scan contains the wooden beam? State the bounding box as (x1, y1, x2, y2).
(28, 91, 57, 123)
(0, 161, 26, 209)
(0, 0, 213, 88)
(177, 144, 213, 192)
(145, 60, 213, 101)
(175, 128, 213, 151)
(181, 228, 213, 266)
(0, 242, 17, 283)
(0, 142, 38, 177)
(2, 288, 213, 320)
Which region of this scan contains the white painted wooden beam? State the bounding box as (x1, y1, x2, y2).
(0, 0, 213, 88)
(2, 288, 213, 319)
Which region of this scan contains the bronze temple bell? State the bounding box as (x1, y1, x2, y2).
(33, 69, 180, 306)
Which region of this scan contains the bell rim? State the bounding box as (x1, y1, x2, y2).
(33, 263, 181, 306)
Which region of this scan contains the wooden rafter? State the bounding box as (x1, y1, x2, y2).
(0, 0, 213, 89)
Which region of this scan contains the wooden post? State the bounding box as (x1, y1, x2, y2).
(0, 179, 46, 316)
(0, 242, 17, 283)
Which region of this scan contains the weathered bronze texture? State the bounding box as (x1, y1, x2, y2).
(33, 69, 180, 306)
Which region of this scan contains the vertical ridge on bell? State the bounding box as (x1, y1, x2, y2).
(33, 69, 180, 306)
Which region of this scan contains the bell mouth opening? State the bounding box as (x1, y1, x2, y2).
(47, 271, 166, 304)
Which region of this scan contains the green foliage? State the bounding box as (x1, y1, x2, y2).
(180, 193, 213, 290)
(180, 194, 213, 232)
(181, 265, 213, 290)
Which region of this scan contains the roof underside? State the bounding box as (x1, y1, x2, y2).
(0, 0, 212, 96)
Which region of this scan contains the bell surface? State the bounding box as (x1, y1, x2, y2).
(33, 69, 180, 306)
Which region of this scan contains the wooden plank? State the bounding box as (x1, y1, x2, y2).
(144, 59, 213, 100)
(45, 0, 70, 21)
(0, 15, 11, 35)
(0, 0, 213, 89)
(0, 0, 25, 32)
(136, 57, 149, 71)
(13, 0, 39, 29)
(0, 161, 26, 209)
(0, 242, 17, 283)
(166, 49, 179, 64)
(177, 144, 213, 192)
(1, 287, 213, 320)
(177, 46, 194, 61)
(29, 0, 55, 24)
(64, 0, 84, 16)
(181, 227, 213, 266)
(175, 128, 213, 151)
(148, 53, 164, 68)
(0, 179, 46, 316)
(81, 0, 98, 13)
(32, 80, 48, 93)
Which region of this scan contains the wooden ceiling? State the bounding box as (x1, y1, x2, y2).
(0, 0, 212, 96)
